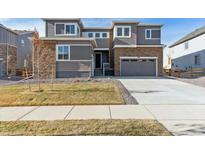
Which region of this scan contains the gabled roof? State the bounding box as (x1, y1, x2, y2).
(138, 23, 163, 27)
(13, 30, 35, 35)
(169, 25, 205, 48)
(42, 18, 84, 27)
(0, 24, 18, 35)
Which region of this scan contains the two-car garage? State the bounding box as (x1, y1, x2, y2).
(120, 57, 158, 76)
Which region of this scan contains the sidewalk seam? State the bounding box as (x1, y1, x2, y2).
(108, 105, 112, 119)
(143, 105, 157, 120)
(16, 106, 40, 121)
(64, 106, 75, 120)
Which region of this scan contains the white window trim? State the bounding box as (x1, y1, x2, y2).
(54, 23, 79, 36)
(56, 44, 70, 61)
(85, 32, 109, 38)
(114, 26, 131, 38)
(145, 29, 160, 40)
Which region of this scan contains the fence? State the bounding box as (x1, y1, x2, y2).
(165, 68, 205, 78)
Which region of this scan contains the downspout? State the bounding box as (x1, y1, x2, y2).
(6, 43, 8, 76)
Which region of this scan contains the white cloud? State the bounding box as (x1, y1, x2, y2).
(0, 19, 45, 37)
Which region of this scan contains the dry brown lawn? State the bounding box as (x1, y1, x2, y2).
(0, 82, 124, 106)
(0, 120, 171, 136)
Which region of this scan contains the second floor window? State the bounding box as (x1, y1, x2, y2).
(56, 45, 70, 61)
(66, 25, 75, 34)
(95, 33, 100, 38)
(115, 26, 131, 38)
(88, 32, 93, 38)
(145, 29, 160, 39)
(102, 32, 107, 38)
(55, 23, 77, 36)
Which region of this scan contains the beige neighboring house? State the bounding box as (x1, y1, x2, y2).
(33, 18, 165, 78)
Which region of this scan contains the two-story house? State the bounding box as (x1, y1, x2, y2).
(169, 25, 205, 70)
(34, 18, 164, 78)
(0, 24, 36, 78)
(0, 24, 17, 77)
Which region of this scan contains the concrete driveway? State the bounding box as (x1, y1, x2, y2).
(119, 77, 205, 135)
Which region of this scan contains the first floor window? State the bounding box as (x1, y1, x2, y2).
(57, 45, 70, 61)
(194, 54, 201, 65)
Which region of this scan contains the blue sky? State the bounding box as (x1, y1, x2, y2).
(0, 18, 205, 46)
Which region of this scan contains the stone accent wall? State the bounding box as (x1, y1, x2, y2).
(33, 40, 56, 79)
(0, 44, 17, 76)
(113, 47, 163, 76)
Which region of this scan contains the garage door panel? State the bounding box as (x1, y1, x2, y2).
(121, 59, 156, 76)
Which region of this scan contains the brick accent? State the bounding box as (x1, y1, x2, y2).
(33, 40, 56, 79)
(113, 47, 163, 76)
(0, 44, 17, 76)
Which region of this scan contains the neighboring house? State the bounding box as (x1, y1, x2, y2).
(34, 18, 164, 78)
(0, 24, 35, 78)
(169, 26, 205, 70)
(14, 30, 35, 71)
(0, 24, 17, 77)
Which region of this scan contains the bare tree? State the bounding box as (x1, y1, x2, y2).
(33, 32, 55, 92)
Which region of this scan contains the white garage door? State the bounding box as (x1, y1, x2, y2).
(120, 58, 157, 76)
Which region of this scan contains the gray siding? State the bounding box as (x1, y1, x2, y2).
(95, 39, 109, 48)
(55, 44, 92, 78)
(0, 26, 17, 46)
(70, 46, 92, 60)
(137, 26, 161, 45)
(82, 29, 110, 48)
(45, 20, 81, 38)
(172, 49, 205, 70)
(17, 33, 33, 69)
(56, 61, 91, 71)
(113, 24, 137, 46)
(56, 61, 91, 78)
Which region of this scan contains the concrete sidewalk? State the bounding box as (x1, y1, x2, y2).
(0, 105, 154, 121)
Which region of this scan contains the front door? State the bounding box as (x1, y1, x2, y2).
(95, 53, 101, 68)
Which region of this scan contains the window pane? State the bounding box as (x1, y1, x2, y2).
(64, 54, 68, 60)
(58, 54, 63, 60)
(195, 55, 201, 65)
(124, 28, 130, 36)
(146, 30, 151, 38)
(117, 28, 122, 36)
(102, 33, 107, 38)
(58, 46, 63, 54)
(95, 33, 100, 38)
(56, 24, 64, 34)
(88, 33, 93, 38)
(66, 25, 75, 34)
(70, 25, 75, 34)
(152, 30, 160, 38)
